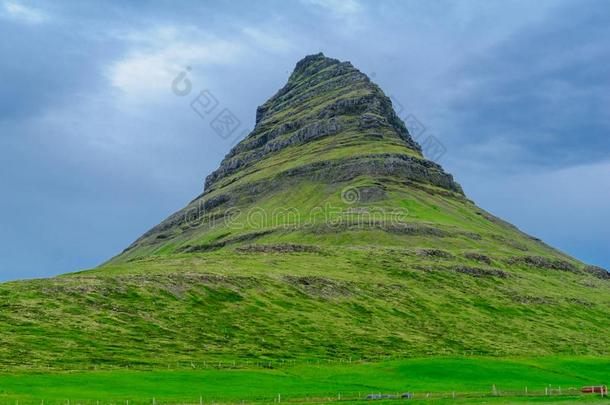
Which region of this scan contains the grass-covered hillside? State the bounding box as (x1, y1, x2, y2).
(1, 242, 609, 370)
(0, 53, 608, 373)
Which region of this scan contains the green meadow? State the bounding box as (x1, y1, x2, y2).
(0, 357, 608, 404)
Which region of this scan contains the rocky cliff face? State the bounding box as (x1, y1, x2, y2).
(203, 53, 436, 193)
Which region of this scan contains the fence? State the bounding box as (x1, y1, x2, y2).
(5, 350, 610, 373)
(2, 386, 607, 405)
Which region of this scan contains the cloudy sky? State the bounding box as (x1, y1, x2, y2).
(1, 0, 608, 281)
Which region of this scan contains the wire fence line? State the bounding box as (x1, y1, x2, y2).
(2, 388, 607, 405)
(5, 349, 609, 372)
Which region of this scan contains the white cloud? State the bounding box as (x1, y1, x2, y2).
(2, 0, 46, 23)
(242, 27, 294, 53)
(106, 27, 247, 104)
(105, 25, 295, 105)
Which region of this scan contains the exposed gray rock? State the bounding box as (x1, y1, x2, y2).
(508, 256, 578, 273)
(355, 185, 388, 202)
(180, 230, 274, 253)
(464, 252, 493, 265)
(584, 265, 610, 280)
(205, 117, 343, 189)
(416, 248, 453, 258)
(235, 244, 322, 254)
(451, 266, 509, 278)
(306, 220, 449, 238)
(566, 297, 594, 307)
(207, 152, 463, 201)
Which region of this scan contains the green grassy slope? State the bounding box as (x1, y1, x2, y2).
(0, 53, 608, 374)
(1, 242, 608, 369)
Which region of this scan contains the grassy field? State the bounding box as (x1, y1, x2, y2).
(0, 357, 608, 404)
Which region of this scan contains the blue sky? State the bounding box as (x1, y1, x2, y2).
(0, 0, 608, 281)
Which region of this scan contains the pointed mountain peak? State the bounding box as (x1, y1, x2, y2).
(216, 53, 428, 195)
(289, 52, 345, 81)
(294, 52, 335, 68)
(255, 53, 364, 125)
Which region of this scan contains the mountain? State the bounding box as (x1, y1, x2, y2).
(112, 52, 464, 261)
(1, 53, 608, 370)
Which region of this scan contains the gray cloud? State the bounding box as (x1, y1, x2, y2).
(441, 1, 610, 169)
(0, 0, 608, 281)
